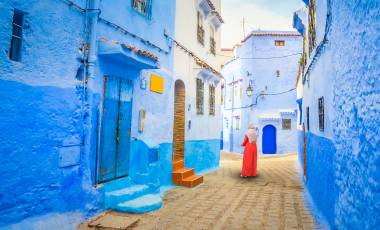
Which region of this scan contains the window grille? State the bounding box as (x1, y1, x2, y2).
(209, 85, 215, 115)
(318, 97, 324, 131)
(282, 119, 292, 130)
(132, 0, 152, 18)
(308, 0, 316, 55)
(275, 40, 285, 46)
(9, 9, 24, 62)
(306, 106, 310, 131)
(210, 26, 216, 55)
(197, 11, 204, 45)
(196, 78, 204, 114)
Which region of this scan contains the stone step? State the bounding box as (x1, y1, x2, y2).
(175, 175, 203, 188)
(105, 185, 151, 209)
(116, 194, 162, 213)
(172, 159, 184, 171)
(172, 168, 194, 182)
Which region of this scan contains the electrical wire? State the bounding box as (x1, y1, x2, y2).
(216, 52, 302, 60)
(223, 88, 296, 110)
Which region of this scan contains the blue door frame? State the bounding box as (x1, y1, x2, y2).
(98, 76, 133, 183)
(262, 125, 277, 154)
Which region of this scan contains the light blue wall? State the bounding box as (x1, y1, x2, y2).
(222, 32, 302, 154)
(0, 0, 176, 228)
(296, 0, 380, 229)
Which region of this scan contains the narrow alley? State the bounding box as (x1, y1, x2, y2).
(79, 153, 319, 230)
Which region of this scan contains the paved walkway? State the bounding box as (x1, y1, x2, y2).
(79, 153, 321, 230)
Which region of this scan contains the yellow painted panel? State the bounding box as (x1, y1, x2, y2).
(150, 74, 164, 94)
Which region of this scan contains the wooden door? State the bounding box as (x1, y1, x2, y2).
(98, 76, 133, 183)
(173, 80, 185, 162)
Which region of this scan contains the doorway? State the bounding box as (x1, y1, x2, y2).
(98, 75, 133, 183)
(262, 125, 277, 154)
(172, 80, 185, 163)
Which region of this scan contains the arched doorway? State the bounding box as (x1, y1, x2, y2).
(262, 125, 277, 154)
(172, 80, 185, 163)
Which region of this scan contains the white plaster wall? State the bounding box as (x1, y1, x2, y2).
(173, 0, 222, 141)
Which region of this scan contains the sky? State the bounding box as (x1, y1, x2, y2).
(221, 0, 305, 48)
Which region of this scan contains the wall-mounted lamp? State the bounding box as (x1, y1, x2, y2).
(246, 80, 254, 97)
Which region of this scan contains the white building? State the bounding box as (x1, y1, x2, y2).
(170, 0, 224, 186)
(222, 30, 302, 154)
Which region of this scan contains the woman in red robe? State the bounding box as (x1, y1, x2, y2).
(241, 123, 257, 177)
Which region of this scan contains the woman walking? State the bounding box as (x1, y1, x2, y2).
(241, 123, 258, 177)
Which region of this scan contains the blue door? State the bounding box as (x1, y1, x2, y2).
(99, 76, 133, 183)
(262, 125, 276, 154)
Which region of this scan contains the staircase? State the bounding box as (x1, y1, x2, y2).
(104, 179, 162, 213)
(172, 159, 203, 187)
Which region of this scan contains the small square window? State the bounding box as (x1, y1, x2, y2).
(282, 119, 291, 130)
(132, 0, 152, 18)
(275, 40, 285, 46)
(318, 97, 324, 132)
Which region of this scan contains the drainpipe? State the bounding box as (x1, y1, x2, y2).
(85, 0, 100, 184)
(86, 0, 100, 81)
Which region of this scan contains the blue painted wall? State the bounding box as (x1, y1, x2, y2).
(296, 0, 380, 229)
(0, 0, 177, 228)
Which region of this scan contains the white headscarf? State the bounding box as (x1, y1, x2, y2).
(245, 123, 257, 144)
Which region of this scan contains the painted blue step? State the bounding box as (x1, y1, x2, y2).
(105, 184, 150, 208)
(115, 194, 162, 213)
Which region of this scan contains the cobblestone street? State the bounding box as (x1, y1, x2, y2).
(80, 153, 321, 230)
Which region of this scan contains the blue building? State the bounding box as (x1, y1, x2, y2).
(0, 0, 220, 228)
(294, 0, 380, 229)
(222, 30, 302, 154)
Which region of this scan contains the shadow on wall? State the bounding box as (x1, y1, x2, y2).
(0, 79, 104, 226)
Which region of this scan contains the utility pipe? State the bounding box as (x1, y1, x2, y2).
(84, 0, 100, 184)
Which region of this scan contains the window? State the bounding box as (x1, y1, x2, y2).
(275, 40, 285, 46)
(282, 119, 292, 130)
(9, 9, 24, 62)
(210, 26, 216, 55)
(308, 0, 317, 54)
(132, 0, 152, 17)
(318, 97, 324, 131)
(306, 106, 310, 131)
(197, 11, 204, 45)
(209, 85, 215, 115)
(196, 78, 204, 114)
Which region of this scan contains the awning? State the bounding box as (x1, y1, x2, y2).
(97, 38, 159, 70)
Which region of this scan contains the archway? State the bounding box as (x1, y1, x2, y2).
(172, 80, 186, 164)
(262, 125, 277, 154)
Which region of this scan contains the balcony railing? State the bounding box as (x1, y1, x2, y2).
(197, 26, 205, 45)
(210, 37, 216, 55)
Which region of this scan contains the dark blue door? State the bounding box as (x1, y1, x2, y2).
(262, 125, 276, 154)
(99, 76, 133, 183)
